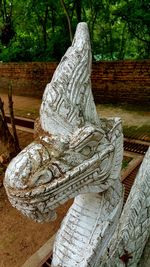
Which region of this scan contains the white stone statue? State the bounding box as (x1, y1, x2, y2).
(4, 23, 150, 267)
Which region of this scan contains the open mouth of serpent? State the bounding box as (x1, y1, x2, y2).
(5, 146, 114, 201)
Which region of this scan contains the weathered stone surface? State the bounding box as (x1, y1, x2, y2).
(138, 237, 150, 267)
(99, 147, 150, 267)
(4, 22, 150, 267)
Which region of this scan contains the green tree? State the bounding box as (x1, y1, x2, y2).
(0, 0, 149, 61)
(0, 0, 15, 46)
(113, 0, 150, 58)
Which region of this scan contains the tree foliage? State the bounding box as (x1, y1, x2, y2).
(0, 0, 149, 62)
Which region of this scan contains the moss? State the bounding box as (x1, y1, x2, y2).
(123, 125, 150, 141)
(13, 108, 39, 119)
(122, 156, 132, 169)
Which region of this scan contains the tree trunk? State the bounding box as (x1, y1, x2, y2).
(8, 83, 20, 154)
(60, 0, 73, 42)
(0, 98, 16, 162)
(76, 0, 82, 22)
(42, 4, 49, 50)
(0, 91, 20, 162)
(118, 23, 127, 60)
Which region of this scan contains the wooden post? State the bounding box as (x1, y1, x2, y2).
(8, 82, 20, 154)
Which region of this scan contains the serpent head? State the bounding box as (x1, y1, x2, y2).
(4, 23, 123, 223)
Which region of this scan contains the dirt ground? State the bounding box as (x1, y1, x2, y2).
(1, 94, 41, 120)
(0, 121, 73, 267)
(0, 93, 150, 267)
(0, 186, 72, 267)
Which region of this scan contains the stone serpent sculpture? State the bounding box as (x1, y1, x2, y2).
(4, 23, 150, 267)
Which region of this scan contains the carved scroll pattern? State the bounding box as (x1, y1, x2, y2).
(40, 23, 100, 138)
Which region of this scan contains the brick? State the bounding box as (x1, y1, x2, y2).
(0, 61, 150, 104)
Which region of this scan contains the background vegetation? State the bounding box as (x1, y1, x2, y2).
(0, 0, 150, 62)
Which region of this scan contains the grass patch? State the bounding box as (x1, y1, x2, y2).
(123, 125, 150, 141)
(13, 109, 39, 119)
(119, 103, 150, 113)
(99, 103, 150, 113)
(122, 156, 132, 169)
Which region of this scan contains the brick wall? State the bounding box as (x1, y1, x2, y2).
(91, 61, 150, 105)
(0, 62, 57, 98)
(0, 61, 150, 105)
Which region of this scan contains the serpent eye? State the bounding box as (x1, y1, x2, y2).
(70, 125, 104, 151)
(80, 146, 91, 156)
(80, 140, 99, 157)
(29, 169, 53, 186)
(28, 163, 62, 187)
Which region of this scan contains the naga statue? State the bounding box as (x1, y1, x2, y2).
(4, 23, 150, 267)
